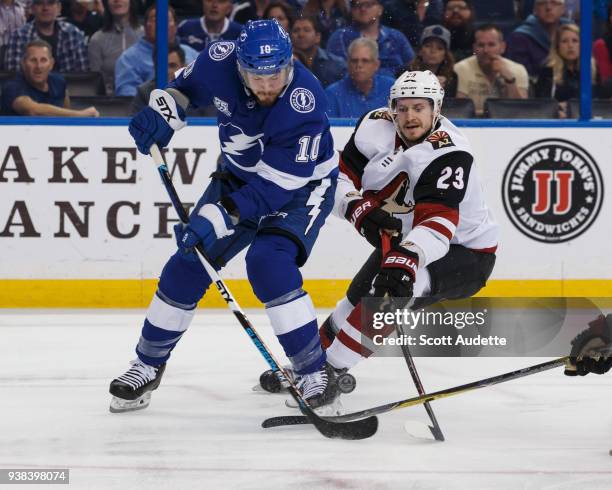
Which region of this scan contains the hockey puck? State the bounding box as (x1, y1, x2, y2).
(259, 369, 283, 393)
(336, 373, 357, 394)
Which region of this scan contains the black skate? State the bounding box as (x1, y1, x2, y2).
(109, 360, 166, 413)
(257, 365, 356, 395)
(296, 362, 342, 413)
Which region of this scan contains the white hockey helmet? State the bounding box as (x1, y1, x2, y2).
(388, 70, 445, 131)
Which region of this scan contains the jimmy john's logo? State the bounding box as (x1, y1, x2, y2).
(369, 109, 393, 122)
(502, 139, 603, 243)
(426, 131, 454, 150)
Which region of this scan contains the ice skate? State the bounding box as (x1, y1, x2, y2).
(109, 360, 166, 413)
(293, 362, 343, 416)
(258, 364, 356, 395)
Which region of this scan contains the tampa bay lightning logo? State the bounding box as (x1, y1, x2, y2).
(219, 123, 264, 169)
(209, 42, 235, 61)
(290, 88, 315, 113)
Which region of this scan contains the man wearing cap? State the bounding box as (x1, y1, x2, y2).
(4, 0, 89, 71)
(327, 0, 414, 79)
(454, 23, 528, 116)
(506, 0, 572, 78)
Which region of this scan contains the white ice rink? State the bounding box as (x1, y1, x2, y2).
(1, 310, 611, 490)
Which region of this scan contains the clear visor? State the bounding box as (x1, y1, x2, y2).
(238, 63, 293, 91)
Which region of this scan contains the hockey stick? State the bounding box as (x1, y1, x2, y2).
(149, 144, 377, 440)
(380, 233, 445, 441)
(261, 355, 571, 428)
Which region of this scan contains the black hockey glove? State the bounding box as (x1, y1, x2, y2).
(372, 245, 418, 302)
(345, 197, 402, 248)
(564, 314, 612, 376)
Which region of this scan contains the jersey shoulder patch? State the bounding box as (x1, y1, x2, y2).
(289, 87, 316, 113)
(368, 109, 393, 122)
(209, 41, 235, 61)
(426, 130, 455, 150)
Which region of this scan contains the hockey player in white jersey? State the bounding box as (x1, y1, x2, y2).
(260, 70, 499, 392)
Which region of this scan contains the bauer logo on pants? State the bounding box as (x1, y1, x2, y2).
(502, 138, 603, 243)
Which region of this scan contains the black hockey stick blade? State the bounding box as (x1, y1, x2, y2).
(305, 411, 378, 440)
(262, 415, 309, 428)
(263, 412, 378, 440)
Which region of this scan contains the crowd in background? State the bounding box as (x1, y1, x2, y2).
(1, 0, 611, 117)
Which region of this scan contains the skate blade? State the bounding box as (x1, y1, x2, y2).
(252, 383, 288, 393)
(284, 397, 344, 416)
(314, 397, 344, 417)
(109, 392, 152, 413)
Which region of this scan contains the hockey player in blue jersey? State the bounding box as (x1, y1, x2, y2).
(109, 19, 341, 413)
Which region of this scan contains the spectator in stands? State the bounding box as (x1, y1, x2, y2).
(65, 0, 103, 38)
(178, 0, 242, 52)
(130, 43, 182, 114)
(89, 0, 142, 95)
(1, 40, 98, 115)
(231, 0, 269, 25)
(301, 0, 349, 47)
(0, 0, 26, 69)
(291, 14, 346, 87)
(506, 0, 572, 79)
(325, 37, 395, 117)
(535, 24, 596, 117)
(593, 4, 612, 97)
(381, 0, 443, 48)
(263, 1, 295, 33)
(114, 5, 198, 96)
(327, 0, 414, 78)
(403, 24, 457, 97)
(442, 0, 475, 62)
(454, 24, 529, 116)
(4, 0, 89, 71)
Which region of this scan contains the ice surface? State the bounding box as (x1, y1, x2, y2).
(1, 310, 611, 490)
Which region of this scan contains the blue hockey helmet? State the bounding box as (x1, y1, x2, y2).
(236, 19, 293, 75)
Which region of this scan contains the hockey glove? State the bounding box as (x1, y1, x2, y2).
(175, 203, 236, 253)
(345, 197, 403, 248)
(564, 314, 612, 376)
(372, 245, 418, 301)
(129, 89, 186, 155)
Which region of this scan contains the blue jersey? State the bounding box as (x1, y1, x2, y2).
(170, 41, 338, 221)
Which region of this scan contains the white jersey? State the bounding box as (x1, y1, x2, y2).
(335, 108, 499, 267)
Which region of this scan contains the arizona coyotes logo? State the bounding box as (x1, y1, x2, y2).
(426, 131, 454, 150)
(502, 139, 603, 243)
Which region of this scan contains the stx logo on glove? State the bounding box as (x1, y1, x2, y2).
(349, 200, 372, 224)
(155, 96, 177, 123)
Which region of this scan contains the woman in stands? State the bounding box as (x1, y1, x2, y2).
(402, 24, 457, 97)
(263, 1, 296, 33)
(535, 23, 596, 118)
(88, 0, 142, 95)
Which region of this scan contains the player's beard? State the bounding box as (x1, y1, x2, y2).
(254, 92, 280, 107)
